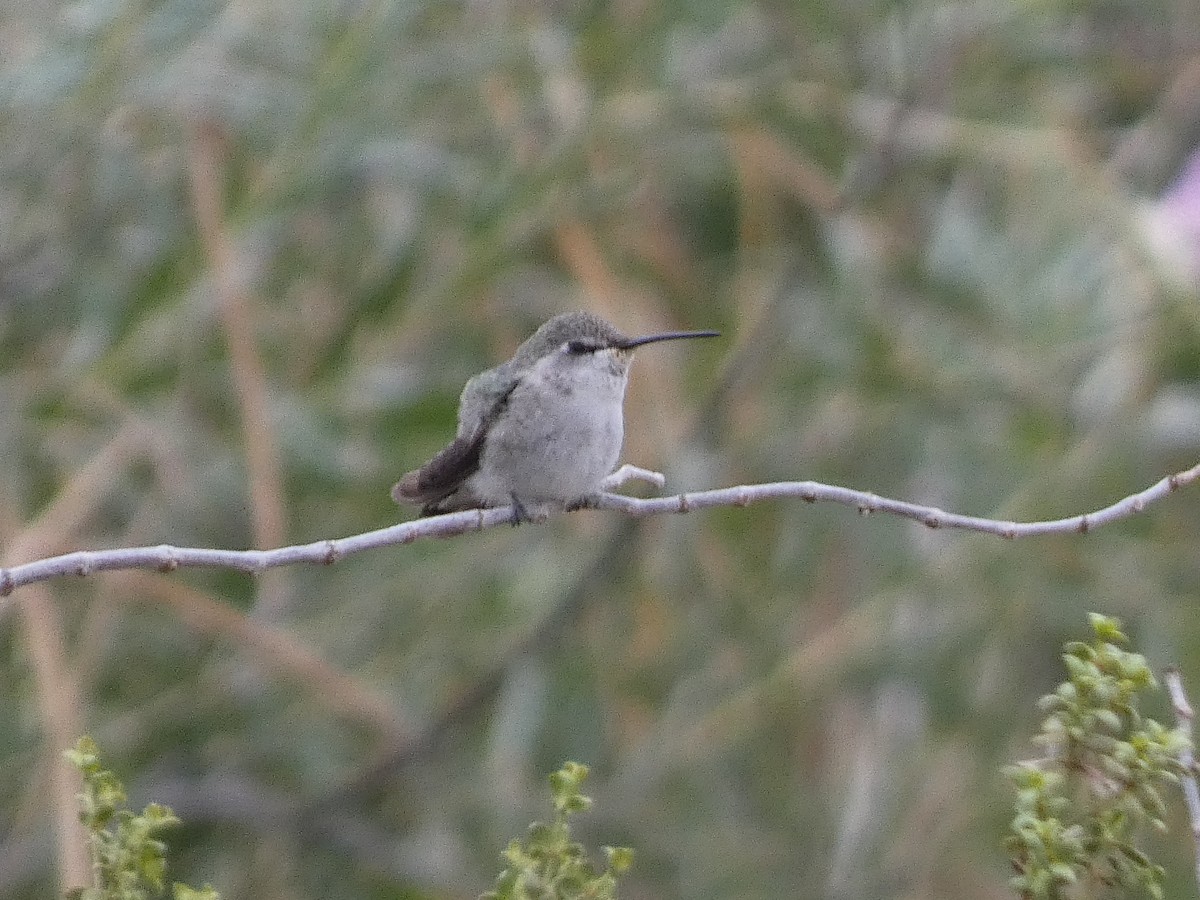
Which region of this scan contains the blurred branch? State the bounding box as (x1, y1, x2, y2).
(1164, 667, 1200, 891)
(120, 572, 416, 743)
(1, 425, 158, 893)
(14, 586, 88, 892)
(134, 771, 435, 885)
(2, 460, 1198, 599)
(0, 422, 148, 892)
(187, 121, 292, 620)
(2, 423, 148, 568)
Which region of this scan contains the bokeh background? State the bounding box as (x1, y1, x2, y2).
(4, 0, 1200, 897)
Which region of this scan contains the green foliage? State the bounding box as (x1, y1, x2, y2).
(481, 762, 633, 900)
(1005, 615, 1191, 900)
(64, 737, 219, 900)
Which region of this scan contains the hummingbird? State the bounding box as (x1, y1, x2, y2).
(392, 311, 719, 519)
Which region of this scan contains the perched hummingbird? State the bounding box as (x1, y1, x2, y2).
(392, 311, 718, 518)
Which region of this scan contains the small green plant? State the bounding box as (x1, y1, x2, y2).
(64, 736, 219, 900)
(481, 761, 633, 900)
(1005, 614, 1191, 900)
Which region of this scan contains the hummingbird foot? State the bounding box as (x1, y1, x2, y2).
(507, 495, 558, 525)
(565, 494, 602, 512)
(508, 494, 531, 526)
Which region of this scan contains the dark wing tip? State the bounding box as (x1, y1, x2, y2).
(391, 471, 423, 504)
(391, 434, 484, 507)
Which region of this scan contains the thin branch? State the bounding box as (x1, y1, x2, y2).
(2, 460, 1199, 599)
(602, 464, 666, 490)
(1164, 667, 1200, 891)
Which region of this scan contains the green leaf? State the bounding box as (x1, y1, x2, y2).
(174, 885, 221, 900)
(1048, 861, 1078, 883)
(1088, 613, 1127, 644)
(603, 847, 634, 875)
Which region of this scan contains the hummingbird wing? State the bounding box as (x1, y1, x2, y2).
(391, 364, 520, 512)
(455, 361, 518, 440)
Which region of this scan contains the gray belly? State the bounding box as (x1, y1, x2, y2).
(471, 380, 624, 505)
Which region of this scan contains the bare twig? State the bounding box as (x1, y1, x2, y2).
(1164, 667, 1200, 890)
(601, 464, 666, 490)
(2, 461, 1199, 599)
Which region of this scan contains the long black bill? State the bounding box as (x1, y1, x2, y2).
(615, 330, 720, 350)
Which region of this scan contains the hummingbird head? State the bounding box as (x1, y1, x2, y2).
(515, 311, 719, 374)
(511, 312, 625, 366)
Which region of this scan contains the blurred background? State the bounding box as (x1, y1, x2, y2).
(3, 0, 1200, 897)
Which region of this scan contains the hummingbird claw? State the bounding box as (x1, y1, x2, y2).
(509, 494, 531, 526)
(566, 494, 600, 512)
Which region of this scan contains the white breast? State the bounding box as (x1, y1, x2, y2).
(468, 351, 629, 506)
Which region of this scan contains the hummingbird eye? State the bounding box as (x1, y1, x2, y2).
(566, 339, 602, 354)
